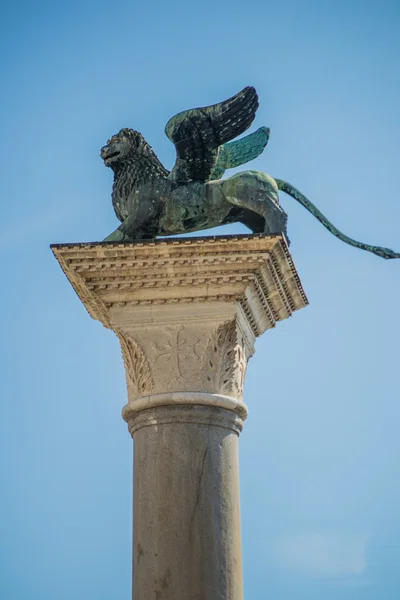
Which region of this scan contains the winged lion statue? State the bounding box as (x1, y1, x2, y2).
(101, 86, 399, 260)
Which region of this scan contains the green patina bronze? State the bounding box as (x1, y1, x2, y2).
(101, 87, 399, 259)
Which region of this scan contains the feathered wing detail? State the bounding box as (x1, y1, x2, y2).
(276, 179, 400, 259)
(165, 86, 259, 183)
(210, 126, 270, 180)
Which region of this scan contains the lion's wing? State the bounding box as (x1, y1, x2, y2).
(165, 86, 259, 183)
(210, 126, 270, 180)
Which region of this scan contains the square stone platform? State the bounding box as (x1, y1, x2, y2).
(51, 233, 307, 331)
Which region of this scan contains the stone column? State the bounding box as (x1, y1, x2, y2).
(118, 300, 250, 600)
(51, 234, 307, 600)
(130, 404, 244, 599)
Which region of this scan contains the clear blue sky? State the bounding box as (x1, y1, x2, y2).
(1, 1, 400, 598)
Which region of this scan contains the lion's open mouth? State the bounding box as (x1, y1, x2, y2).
(104, 151, 121, 161)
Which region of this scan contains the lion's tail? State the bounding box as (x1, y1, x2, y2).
(274, 178, 400, 260)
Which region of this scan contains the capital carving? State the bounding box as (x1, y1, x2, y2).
(203, 321, 248, 400)
(117, 332, 154, 397)
(115, 312, 253, 409)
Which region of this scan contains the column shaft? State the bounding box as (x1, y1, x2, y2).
(130, 405, 243, 600)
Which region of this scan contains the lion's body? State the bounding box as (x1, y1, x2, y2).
(105, 166, 288, 241)
(101, 88, 288, 243)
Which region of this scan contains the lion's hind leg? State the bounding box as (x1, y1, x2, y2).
(220, 171, 288, 236)
(239, 209, 266, 234)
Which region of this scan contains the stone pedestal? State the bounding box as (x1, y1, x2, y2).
(51, 234, 307, 600)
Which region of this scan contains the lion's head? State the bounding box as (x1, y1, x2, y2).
(100, 128, 146, 168)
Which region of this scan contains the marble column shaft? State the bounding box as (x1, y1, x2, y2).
(130, 404, 243, 600)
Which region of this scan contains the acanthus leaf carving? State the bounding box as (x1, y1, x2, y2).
(203, 320, 248, 399)
(118, 332, 154, 398)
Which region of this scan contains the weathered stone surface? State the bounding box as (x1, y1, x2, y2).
(51, 234, 307, 600)
(131, 404, 243, 600)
